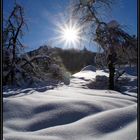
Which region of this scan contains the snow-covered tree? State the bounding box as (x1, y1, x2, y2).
(72, 0, 137, 90)
(3, 2, 27, 85)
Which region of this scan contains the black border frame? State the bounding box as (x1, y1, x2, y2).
(1, 0, 139, 140)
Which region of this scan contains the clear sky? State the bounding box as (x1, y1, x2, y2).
(3, 0, 137, 52)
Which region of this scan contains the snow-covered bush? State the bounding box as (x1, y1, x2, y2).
(95, 75, 108, 82)
(49, 64, 61, 77)
(49, 64, 70, 85)
(87, 75, 108, 89)
(60, 71, 71, 85)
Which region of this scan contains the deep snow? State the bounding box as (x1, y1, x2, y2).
(3, 65, 137, 140)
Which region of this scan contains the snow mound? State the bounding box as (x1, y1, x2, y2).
(81, 65, 96, 72)
(3, 67, 137, 140)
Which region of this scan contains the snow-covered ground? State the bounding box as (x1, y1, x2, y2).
(3, 65, 137, 140)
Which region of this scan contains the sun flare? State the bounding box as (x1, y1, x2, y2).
(62, 26, 79, 43)
(53, 20, 86, 49)
(58, 22, 82, 48)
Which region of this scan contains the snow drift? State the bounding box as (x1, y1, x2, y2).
(3, 65, 137, 140)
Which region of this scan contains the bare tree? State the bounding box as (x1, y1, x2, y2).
(3, 2, 28, 85)
(3, 3, 58, 87)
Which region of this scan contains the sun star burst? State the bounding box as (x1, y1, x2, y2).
(59, 22, 82, 48)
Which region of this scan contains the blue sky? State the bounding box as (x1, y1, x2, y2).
(3, 0, 137, 52)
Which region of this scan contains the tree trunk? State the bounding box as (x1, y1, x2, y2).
(11, 41, 16, 85)
(108, 63, 115, 90)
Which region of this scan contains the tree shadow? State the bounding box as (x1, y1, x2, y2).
(85, 75, 137, 97)
(3, 82, 60, 98)
(86, 75, 108, 90)
(115, 77, 137, 97)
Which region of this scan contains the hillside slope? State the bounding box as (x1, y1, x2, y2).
(3, 66, 137, 140)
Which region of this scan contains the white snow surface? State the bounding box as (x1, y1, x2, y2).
(3, 65, 137, 140)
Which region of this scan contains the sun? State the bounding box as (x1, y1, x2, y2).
(52, 20, 86, 49)
(58, 22, 82, 48)
(62, 26, 79, 44)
